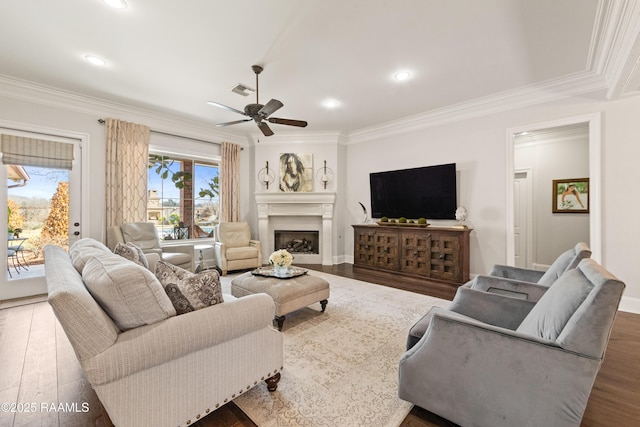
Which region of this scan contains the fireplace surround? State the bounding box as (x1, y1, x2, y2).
(255, 193, 336, 265)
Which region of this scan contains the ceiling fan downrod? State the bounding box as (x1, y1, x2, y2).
(252, 65, 263, 105)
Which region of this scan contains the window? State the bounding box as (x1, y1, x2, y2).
(147, 153, 219, 240)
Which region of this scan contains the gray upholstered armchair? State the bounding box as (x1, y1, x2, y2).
(213, 222, 262, 276)
(107, 222, 194, 272)
(464, 242, 591, 301)
(399, 258, 625, 427)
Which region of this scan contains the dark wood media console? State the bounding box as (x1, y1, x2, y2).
(352, 224, 472, 290)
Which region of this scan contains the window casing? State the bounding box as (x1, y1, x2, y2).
(147, 153, 219, 240)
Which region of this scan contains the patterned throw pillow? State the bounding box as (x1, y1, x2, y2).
(155, 261, 224, 315)
(114, 242, 149, 269)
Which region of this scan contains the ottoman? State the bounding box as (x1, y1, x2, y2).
(231, 271, 330, 330)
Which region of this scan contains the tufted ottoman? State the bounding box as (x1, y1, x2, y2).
(231, 271, 330, 330)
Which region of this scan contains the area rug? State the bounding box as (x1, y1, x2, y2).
(220, 271, 449, 427)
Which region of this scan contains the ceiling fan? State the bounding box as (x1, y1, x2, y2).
(208, 65, 308, 137)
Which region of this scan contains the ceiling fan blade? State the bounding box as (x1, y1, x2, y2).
(257, 121, 274, 137)
(216, 119, 252, 127)
(207, 101, 246, 116)
(267, 117, 308, 127)
(258, 99, 283, 118)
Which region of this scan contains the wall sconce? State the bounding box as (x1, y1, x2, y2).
(258, 161, 275, 189)
(316, 160, 334, 189)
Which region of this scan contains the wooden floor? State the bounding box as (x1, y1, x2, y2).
(0, 263, 638, 426)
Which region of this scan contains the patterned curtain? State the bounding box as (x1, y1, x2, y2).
(105, 118, 150, 247)
(220, 142, 240, 223)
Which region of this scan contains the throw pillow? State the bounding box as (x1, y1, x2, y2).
(155, 261, 224, 315)
(113, 242, 149, 269)
(83, 254, 176, 330)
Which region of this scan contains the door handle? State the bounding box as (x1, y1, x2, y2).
(73, 231, 80, 236)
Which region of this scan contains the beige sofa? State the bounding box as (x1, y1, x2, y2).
(45, 238, 283, 427)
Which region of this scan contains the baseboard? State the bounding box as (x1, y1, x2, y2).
(619, 296, 640, 314)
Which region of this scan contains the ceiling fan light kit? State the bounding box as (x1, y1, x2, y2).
(209, 65, 308, 137)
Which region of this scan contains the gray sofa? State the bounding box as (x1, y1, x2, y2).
(399, 258, 625, 427)
(45, 238, 283, 427)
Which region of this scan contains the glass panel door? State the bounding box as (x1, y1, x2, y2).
(1, 131, 82, 300)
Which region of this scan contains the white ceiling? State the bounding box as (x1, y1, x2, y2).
(1, 0, 639, 137)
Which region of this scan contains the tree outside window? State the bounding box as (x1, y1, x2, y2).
(148, 154, 219, 240)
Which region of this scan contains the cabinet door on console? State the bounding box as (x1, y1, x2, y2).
(400, 231, 430, 276)
(429, 234, 461, 282)
(354, 228, 376, 267)
(374, 230, 399, 271)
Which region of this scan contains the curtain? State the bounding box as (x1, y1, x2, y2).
(220, 142, 240, 223)
(105, 118, 150, 247)
(1, 135, 74, 169)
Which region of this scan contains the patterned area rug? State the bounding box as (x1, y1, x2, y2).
(221, 271, 449, 427)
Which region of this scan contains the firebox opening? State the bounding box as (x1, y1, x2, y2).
(274, 230, 319, 254)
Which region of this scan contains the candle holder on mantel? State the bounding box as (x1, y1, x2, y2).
(257, 161, 275, 189)
(316, 160, 334, 189)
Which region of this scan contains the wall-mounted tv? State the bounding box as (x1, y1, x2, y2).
(369, 163, 457, 219)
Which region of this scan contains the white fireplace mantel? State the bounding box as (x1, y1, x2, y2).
(255, 192, 336, 265)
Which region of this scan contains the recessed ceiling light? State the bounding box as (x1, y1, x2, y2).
(104, 0, 127, 8)
(323, 99, 340, 109)
(394, 71, 411, 81)
(84, 55, 107, 66)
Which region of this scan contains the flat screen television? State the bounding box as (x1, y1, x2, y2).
(369, 163, 457, 220)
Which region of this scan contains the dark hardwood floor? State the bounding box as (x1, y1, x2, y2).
(0, 263, 638, 426)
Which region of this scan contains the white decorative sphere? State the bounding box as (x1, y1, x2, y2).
(455, 206, 468, 222)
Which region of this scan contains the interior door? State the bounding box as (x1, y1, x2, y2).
(1, 129, 83, 300)
(514, 169, 533, 268)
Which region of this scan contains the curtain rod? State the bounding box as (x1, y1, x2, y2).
(97, 119, 242, 149)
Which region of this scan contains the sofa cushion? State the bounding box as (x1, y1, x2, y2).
(226, 246, 259, 261)
(83, 254, 176, 330)
(113, 242, 149, 269)
(69, 238, 111, 273)
(161, 251, 192, 267)
(517, 268, 593, 341)
(155, 261, 224, 315)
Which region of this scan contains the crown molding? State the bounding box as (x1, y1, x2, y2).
(587, 0, 640, 99)
(0, 74, 247, 145)
(347, 71, 607, 145)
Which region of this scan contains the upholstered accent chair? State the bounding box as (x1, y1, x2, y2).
(464, 242, 591, 301)
(213, 222, 262, 275)
(107, 222, 194, 272)
(399, 258, 625, 427)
